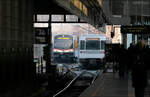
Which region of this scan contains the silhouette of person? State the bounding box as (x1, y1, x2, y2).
(131, 56, 147, 97)
(118, 45, 126, 80)
(131, 41, 148, 97)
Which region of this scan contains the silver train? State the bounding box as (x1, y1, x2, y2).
(52, 34, 77, 63)
(78, 34, 111, 69)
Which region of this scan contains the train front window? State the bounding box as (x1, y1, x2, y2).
(80, 40, 85, 50)
(54, 39, 73, 49)
(101, 41, 105, 50)
(86, 40, 100, 50)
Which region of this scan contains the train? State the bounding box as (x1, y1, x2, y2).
(52, 33, 111, 66)
(52, 34, 77, 63)
(78, 34, 111, 69)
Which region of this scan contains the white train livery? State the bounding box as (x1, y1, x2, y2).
(79, 34, 109, 66)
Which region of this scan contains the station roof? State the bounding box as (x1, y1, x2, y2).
(34, 0, 108, 27)
(102, 0, 150, 25)
(34, 0, 71, 14)
(34, 0, 150, 26)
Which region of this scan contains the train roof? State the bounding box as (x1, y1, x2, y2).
(54, 34, 73, 36)
(79, 34, 106, 40)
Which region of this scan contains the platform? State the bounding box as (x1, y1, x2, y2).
(79, 72, 135, 97)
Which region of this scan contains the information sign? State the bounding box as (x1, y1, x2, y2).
(34, 28, 48, 44)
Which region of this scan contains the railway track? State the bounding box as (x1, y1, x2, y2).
(55, 85, 87, 97)
(53, 70, 100, 97)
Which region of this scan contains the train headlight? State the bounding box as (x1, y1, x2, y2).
(100, 51, 104, 54)
(64, 49, 73, 52)
(54, 49, 63, 52)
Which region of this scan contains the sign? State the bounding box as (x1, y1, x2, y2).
(35, 28, 48, 36)
(57, 37, 70, 39)
(35, 28, 48, 44)
(121, 26, 150, 34)
(86, 38, 100, 40)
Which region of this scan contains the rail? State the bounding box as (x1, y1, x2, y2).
(53, 71, 85, 97)
(91, 70, 101, 84)
(82, 70, 102, 84)
(53, 70, 101, 97)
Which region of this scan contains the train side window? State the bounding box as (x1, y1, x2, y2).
(101, 41, 105, 50)
(80, 40, 85, 50)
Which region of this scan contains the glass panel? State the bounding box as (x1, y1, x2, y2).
(80, 18, 86, 22)
(148, 35, 150, 46)
(80, 40, 85, 50)
(66, 15, 78, 22)
(34, 23, 48, 28)
(86, 40, 100, 50)
(37, 15, 49, 22)
(52, 15, 64, 22)
(54, 35, 73, 49)
(101, 41, 105, 50)
(127, 34, 132, 48)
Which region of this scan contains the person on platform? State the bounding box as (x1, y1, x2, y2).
(131, 40, 148, 97)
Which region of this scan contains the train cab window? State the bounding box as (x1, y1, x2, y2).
(86, 40, 100, 50)
(80, 40, 85, 50)
(54, 35, 73, 49)
(101, 41, 105, 50)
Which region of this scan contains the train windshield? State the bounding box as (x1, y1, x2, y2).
(101, 41, 105, 50)
(54, 35, 73, 49)
(86, 40, 100, 50)
(80, 40, 85, 50)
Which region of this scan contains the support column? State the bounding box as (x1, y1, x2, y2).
(0, 0, 36, 96)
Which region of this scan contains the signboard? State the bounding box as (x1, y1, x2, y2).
(34, 28, 48, 44)
(57, 37, 70, 39)
(86, 38, 100, 40)
(121, 26, 150, 34)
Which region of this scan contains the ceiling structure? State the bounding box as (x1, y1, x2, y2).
(102, 0, 150, 25)
(34, 0, 150, 26)
(53, 0, 108, 27)
(34, 0, 108, 27)
(34, 0, 71, 14)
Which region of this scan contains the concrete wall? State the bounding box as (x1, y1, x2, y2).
(0, 0, 36, 96)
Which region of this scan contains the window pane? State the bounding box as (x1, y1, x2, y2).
(80, 40, 85, 50)
(148, 35, 150, 46)
(80, 18, 86, 22)
(52, 15, 64, 22)
(101, 41, 105, 50)
(86, 40, 100, 50)
(54, 35, 73, 49)
(34, 23, 48, 28)
(37, 15, 49, 22)
(66, 15, 78, 22)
